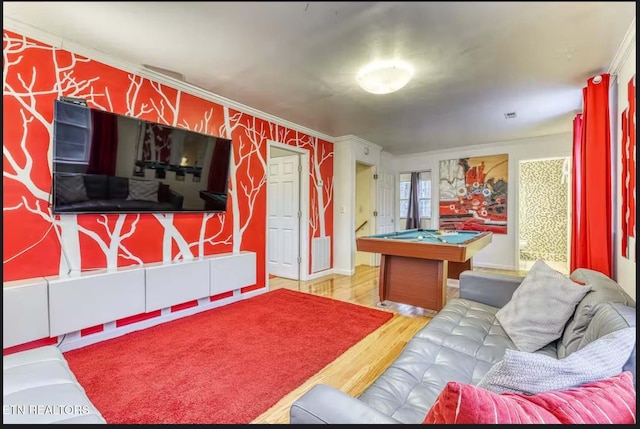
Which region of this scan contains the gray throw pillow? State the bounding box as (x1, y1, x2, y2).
(127, 178, 159, 202)
(476, 327, 636, 395)
(495, 259, 591, 352)
(56, 174, 89, 204)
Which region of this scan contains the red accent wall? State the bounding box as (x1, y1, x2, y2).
(3, 30, 333, 282)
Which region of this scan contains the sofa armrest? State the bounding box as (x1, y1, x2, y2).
(3, 346, 106, 424)
(167, 189, 184, 210)
(459, 270, 525, 308)
(290, 384, 400, 424)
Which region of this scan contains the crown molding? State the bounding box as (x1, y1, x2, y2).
(3, 17, 336, 143)
(392, 132, 572, 159)
(333, 134, 383, 151)
(608, 17, 635, 76)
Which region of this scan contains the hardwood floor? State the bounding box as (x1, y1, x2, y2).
(252, 264, 524, 424)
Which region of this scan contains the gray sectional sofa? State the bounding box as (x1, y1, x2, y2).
(290, 268, 636, 424)
(3, 346, 106, 424)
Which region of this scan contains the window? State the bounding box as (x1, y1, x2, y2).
(53, 102, 92, 163)
(399, 171, 431, 218)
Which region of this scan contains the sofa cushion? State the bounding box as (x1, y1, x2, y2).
(55, 174, 89, 204)
(476, 327, 635, 395)
(357, 298, 556, 423)
(558, 268, 636, 358)
(578, 302, 637, 387)
(495, 259, 591, 353)
(423, 372, 636, 424)
(82, 174, 109, 200)
(108, 176, 129, 200)
(127, 178, 159, 202)
(3, 346, 106, 424)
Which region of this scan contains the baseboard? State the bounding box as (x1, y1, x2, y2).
(306, 269, 334, 281)
(473, 262, 516, 271)
(57, 286, 269, 352)
(446, 279, 460, 288)
(333, 268, 355, 276)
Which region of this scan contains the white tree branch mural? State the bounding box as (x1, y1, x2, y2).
(4, 30, 332, 283)
(302, 136, 333, 238)
(220, 107, 267, 253)
(172, 212, 232, 260)
(2, 34, 138, 275)
(125, 75, 153, 118)
(181, 108, 213, 134)
(149, 81, 181, 127)
(78, 214, 141, 269)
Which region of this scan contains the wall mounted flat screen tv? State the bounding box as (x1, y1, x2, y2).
(51, 99, 232, 214)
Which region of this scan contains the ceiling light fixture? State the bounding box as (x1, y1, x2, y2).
(357, 60, 414, 95)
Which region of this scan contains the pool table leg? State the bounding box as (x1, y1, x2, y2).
(448, 257, 472, 280)
(378, 255, 390, 305)
(378, 254, 447, 311)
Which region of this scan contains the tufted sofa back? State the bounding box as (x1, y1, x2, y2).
(556, 268, 636, 385)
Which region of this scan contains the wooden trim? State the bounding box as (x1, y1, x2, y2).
(460, 232, 493, 260)
(448, 258, 472, 279)
(378, 254, 388, 303)
(355, 220, 368, 233)
(356, 231, 491, 263)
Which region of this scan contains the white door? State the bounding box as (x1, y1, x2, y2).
(374, 171, 395, 266)
(268, 154, 300, 279)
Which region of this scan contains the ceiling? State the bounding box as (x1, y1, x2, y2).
(3, 2, 635, 155)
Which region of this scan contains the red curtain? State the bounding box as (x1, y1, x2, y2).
(86, 110, 119, 176)
(570, 74, 612, 276)
(207, 138, 232, 193)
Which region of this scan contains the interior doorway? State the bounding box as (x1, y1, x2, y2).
(355, 162, 376, 267)
(267, 144, 303, 280)
(518, 157, 571, 274)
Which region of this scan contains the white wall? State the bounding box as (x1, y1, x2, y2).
(355, 163, 372, 266)
(333, 135, 382, 275)
(612, 38, 636, 299)
(380, 150, 395, 174)
(333, 141, 354, 275)
(393, 133, 572, 270)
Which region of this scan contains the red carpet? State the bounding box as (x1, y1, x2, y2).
(63, 289, 393, 424)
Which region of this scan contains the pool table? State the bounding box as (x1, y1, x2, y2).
(356, 229, 492, 312)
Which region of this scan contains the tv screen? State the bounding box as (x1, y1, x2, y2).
(51, 99, 232, 214)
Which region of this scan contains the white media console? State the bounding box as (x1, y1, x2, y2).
(3, 251, 257, 350)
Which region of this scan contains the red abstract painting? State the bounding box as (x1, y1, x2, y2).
(438, 154, 508, 234)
